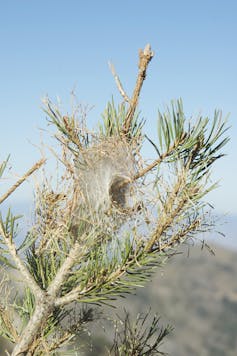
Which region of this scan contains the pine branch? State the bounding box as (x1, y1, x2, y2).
(0, 158, 46, 205)
(47, 241, 82, 298)
(1, 45, 229, 355)
(133, 133, 187, 180)
(123, 44, 154, 136)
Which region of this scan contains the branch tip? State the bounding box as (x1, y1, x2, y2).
(143, 43, 154, 57)
(123, 44, 154, 136)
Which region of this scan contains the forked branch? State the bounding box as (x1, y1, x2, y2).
(110, 44, 154, 136)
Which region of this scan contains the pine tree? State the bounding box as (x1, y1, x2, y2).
(0, 45, 229, 355)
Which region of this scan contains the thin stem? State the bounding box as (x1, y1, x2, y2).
(145, 175, 187, 251)
(109, 62, 130, 103)
(0, 158, 46, 205)
(123, 44, 154, 135)
(133, 140, 181, 181)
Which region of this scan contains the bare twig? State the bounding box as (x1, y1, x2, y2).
(109, 61, 130, 103)
(133, 141, 181, 181)
(133, 155, 163, 181)
(133, 131, 189, 181)
(0, 158, 46, 205)
(123, 44, 154, 135)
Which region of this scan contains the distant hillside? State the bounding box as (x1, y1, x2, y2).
(146, 243, 237, 355)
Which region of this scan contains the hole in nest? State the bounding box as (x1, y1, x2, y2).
(109, 175, 130, 208)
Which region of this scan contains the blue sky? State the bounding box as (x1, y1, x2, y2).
(0, 0, 237, 218)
